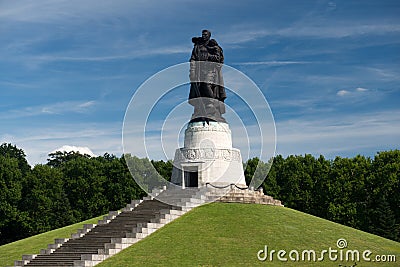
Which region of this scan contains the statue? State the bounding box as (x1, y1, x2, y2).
(189, 30, 226, 123)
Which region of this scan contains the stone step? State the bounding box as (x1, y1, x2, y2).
(21, 189, 203, 267)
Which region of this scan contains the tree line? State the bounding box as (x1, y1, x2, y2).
(245, 151, 400, 242)
(0, 143, 399, 245)
(0, 144, 148, 245)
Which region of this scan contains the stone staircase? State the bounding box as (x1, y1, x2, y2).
(12, 186, 282, 267)
(12, 187, 205, 267)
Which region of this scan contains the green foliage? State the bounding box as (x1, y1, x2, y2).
(366, 150, 400, 241)
(102, 156, 146, 211)
(244, 157, 278, 195)
(151, 159, 173, 181)
(244, 157, 259, 186)
(0, 155, 27, 244)
(252, 151, 400, 242)
(125, 154, 168, 191)
(0, 143, 30, 174)
(1, 142, 399, 246)
(20, 165, 74, 235)
(371, 196, 399, 241)
(61, 155, 109, 221)
(0, 143, 147, 245)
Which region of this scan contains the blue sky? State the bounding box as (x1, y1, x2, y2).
(0, 0, 399, 165)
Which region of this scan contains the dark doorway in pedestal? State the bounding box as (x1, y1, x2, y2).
(184, 170, 198, 187)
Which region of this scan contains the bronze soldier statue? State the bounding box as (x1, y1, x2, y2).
(189, 30, 226, 123)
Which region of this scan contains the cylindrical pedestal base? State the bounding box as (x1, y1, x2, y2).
(171, 121, 246, 188)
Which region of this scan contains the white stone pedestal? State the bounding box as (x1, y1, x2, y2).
(171, 121, 246, 188)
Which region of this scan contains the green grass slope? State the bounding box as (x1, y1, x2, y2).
(0, 215, 103, 267)
(1, 203, 399, 266)
(99, 203, 400, 267)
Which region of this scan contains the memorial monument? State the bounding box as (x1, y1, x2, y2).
(171, 30, 247, 188)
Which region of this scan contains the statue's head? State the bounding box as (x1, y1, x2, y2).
(202, 30, 211, 41)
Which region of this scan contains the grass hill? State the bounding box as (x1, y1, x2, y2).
(97, 203, 400, 266)
(2, 203, 400, 266)
(0, 216, 103, 267)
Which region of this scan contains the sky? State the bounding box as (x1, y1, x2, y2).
(0, 0, 399, 165)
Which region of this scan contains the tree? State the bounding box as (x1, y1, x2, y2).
(0, 155, 28, 244)
(20, 165, 74, 235)
(326, 157, 358, 227)
(47, 150, 91, 168)
(151, 159, 173, 181)
(101, 155, 146, 211)
(0, 143, 30, 174)
(244, 157, 260, 186)
(370, 196, 399, 241)
(1, 143, 398, 244)
(310, 155, 331, 218)
(61, 155, 109, 221)
(367, 150, 400, 241)
(124, 154, 167, 192)
(275, 155, 315, 212)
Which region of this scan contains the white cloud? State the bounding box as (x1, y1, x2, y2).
(78, 100, 96, 108)
(337, 87, 369, 97)
(220, 29, 271, 44)
(233, 61, 310, 66)
(337, 90, 350, 96)
(361, 67, 400, 81)
(29, 45, 189, 63)
(0, 121, 123, 165)
(0, 0, 148, 23)
(277, 24, 400, 39)
(275, 110, 400, 158)
(50, 145, 96, 157)
(0, 100, 97, 119)
(220, 22, 400, 46)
